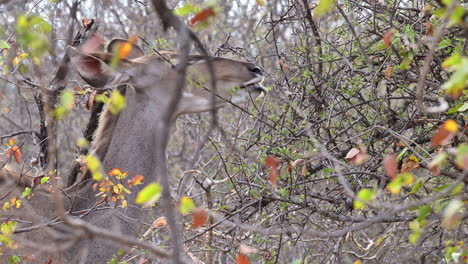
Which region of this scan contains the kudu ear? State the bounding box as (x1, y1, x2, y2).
(67, 46, 113, 88)
(107, 38, 145, 59)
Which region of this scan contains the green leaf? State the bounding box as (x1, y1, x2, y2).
(314, 0, 337, 18)
(1, 221, 16, 235)
(438, 38, 452, 49)
(399, 54, 413, 70)
(86, 155, 103, 181)
(174, 2, 196, 16)
(15, 15, 51, 59)
(135, 183, 162, 206)
(109, 90, 126, 115)
(387, 173, 415, 194)
(409, 178, 423, 194)
(354, 188, 375, 210)
(409, 219, 422, 245)
(8, 255, 21, 264)
(442, 53, 461, 69)
(450, 183, 464, 196)
(21, 187, 31, 197)
(455, 144, 468, 170)
(53, 91, 75, 120)
(417, 205, 431, 221)
(0, 40, 10, 49)
(179, 196, 196, 214)
(40, 176, 50, 184)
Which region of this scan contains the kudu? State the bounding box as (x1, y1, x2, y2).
(0, 37, 265, 263)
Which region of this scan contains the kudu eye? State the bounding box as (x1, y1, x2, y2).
(249, 66, 263, 76)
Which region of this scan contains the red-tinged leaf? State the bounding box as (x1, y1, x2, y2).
(383, 30, 394, 48)
(128, 174, 144, 187)
(265, 155, 280, 168)
(92, 183, 98, 191)
(383, 153, 398, 179)
(82, 34, 103, 54)
(423, 21, 434, 36)
(6, 146, 21, 164)
(190, 7, 216, 25)
(192, 208, 209, 228)
(108, 168, 122, 176)
(431, 120, 458, 147)
(236, 253, 250, 264)
(384, 66, 393, 79)
(268, 167, 278, 188)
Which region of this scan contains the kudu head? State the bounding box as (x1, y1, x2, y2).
(0, 37, 265, 263)
(68, 37, 265, 118)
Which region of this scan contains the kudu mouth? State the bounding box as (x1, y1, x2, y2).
(239, 76, 266, 94)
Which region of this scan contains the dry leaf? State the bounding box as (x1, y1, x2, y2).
(6, 146, 22, 164)
(301, 162, 308, 177)
(87, 90, 97, 110)
(151, 217, 167, 229)
(239, 244, 258, 255)
(287, 159, 303, 174)
(401, 156, 419, 173)
(278, 58, 288, 71)
(384, 66, 393, 79)
(346, 147, 367, 165)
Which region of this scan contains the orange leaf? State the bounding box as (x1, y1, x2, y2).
(108, 168, 122, 176)
(6, 146, 21, 164)
(119, 44, 131, 58)
(431, 120, 458, 147)
(383, 153, 398, 179)
(192, 208, 209, 228)
(383, 30, 394, 48)
(190, 7, 216, 25)
(236, 253, 250, 264)
(384, 66, 393, 79)
(128, 174, 144, 187)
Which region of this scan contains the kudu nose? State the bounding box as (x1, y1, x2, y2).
(249, 66, 263, 76)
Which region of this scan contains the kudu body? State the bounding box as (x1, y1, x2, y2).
(0, 38, 265, 263)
